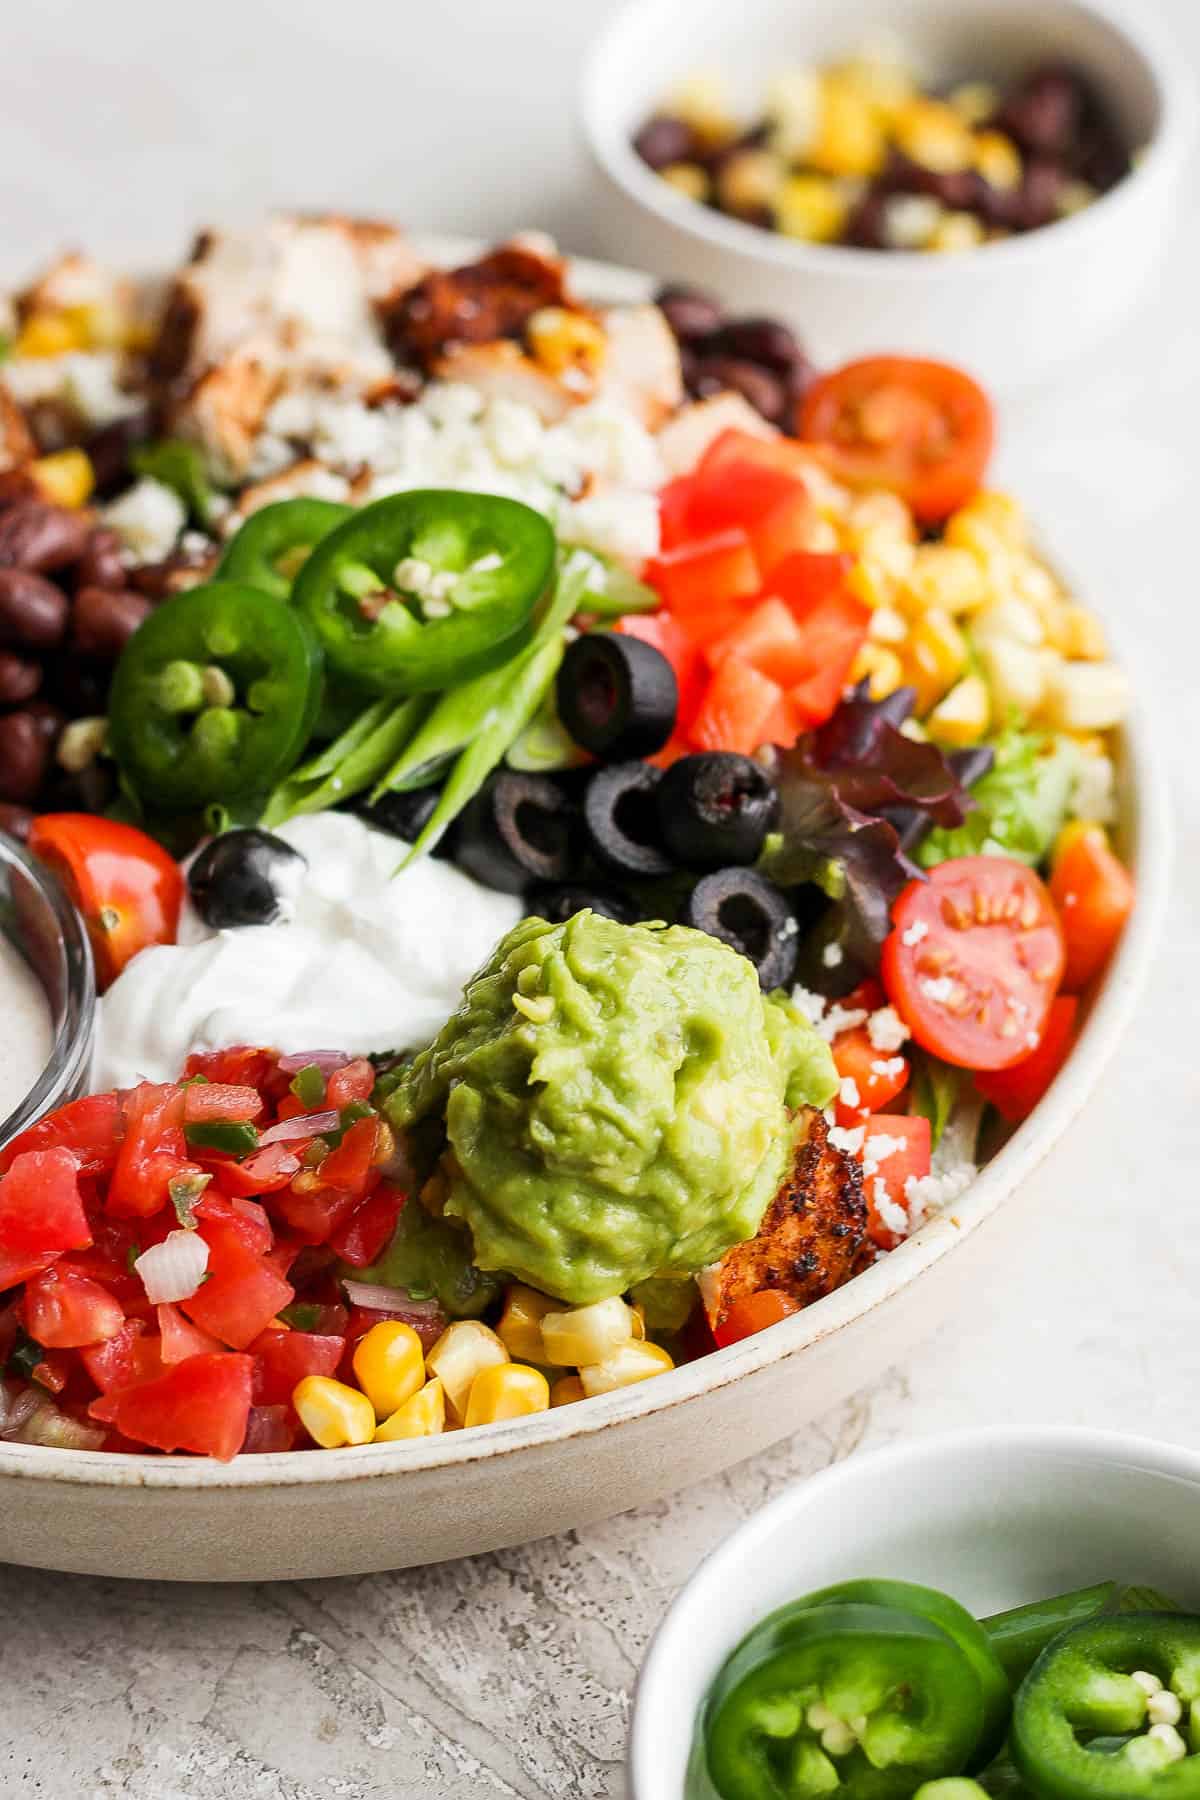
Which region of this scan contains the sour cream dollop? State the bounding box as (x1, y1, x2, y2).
(95, 814, 522, 1087)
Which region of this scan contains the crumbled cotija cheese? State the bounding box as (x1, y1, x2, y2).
(866, 1006, 909, 1052)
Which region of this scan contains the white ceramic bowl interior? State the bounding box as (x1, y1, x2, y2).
(582, 0, 1190, 387)
(0, 249, 1169, 1583)
(632, 1427, 1200, 1800)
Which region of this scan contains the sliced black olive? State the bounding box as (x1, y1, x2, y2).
(526, 881, 639, 925)
(557, 634, 678, 760)
(680, 868, 798, 989)
(583, 761, 673, 878)
(454, 771, 577, 896)
(354, 785, 442, 844)
(188, 827, 307, 929)
(656, 752, 779, 869)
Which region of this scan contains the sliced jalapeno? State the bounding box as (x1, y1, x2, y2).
(217, 498, 353, 601)
(1013, 1614, 1200, 1799)
(294, 489, 556, 694)
(107, 582, 322, 810)
(704, 1602, 987, 1800)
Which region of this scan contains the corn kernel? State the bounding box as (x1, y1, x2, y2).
(929, 211, 987, 253)
(903, 543, 988, 616)
(68, 300, 129, 350)
(893, 97, 975, 173)
(579, 1341, 675, 1398)
(868, 603, 908, 644)
(526, 307, 607, 379)
(766, 66, 821, 162)
(14, 312, 87, 358)
(1058, 179, 1097, 217)
(774, 173, 849, 244)
(926, 674, 990, 746)
(425, 1320, 509, 1422)
(881, 194, 943, 250)
(829, 49, 915, 123)
(496, 1284, 558, 1364)
(976, 638, 1049, 716)
(660, 162, 710, 203)
(541, 1296, 637, 1368)
(846, 555, 897, 611)
(464, 1362, 550, 1429)
(669, 72, 737, 149)
(844, 490, 916, 548)
(947, 491, 1026, 551)
(293, 1376, 376, 1449)
(971, 594, 1045, 648)
(352, 1321, 426, 1422)
(375, 1377, 446, 1442)
(905, 608, 969, 712)
(550, 1375, 586, 1408)
(718, 149, 786, 219)
(948, 81, 1000, 127)
(1058, 603, 1108, 662)
(1041, 661, 1130, 732)
(809, 75, 887, 178)
(972, 130, 1023, 192)
(850, 643, 906, 699)
(29, 449, 95, 511)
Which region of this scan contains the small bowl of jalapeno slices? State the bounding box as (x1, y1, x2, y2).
(630, 1427, 1200, 1800)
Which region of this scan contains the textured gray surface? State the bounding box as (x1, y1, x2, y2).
(2, 2, 1199, 1795)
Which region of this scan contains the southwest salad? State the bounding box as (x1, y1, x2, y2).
(0, 222, 1135, 1458)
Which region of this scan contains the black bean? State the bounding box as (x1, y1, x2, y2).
(0, 802, 34, 842)
(75, 527, 128, 591)
(0, 710, 52, 803)
(655, 283, 726, 342)
(71, 585, 152, 659)
(0, 501, 92, 573)
(0, 568, 69, 649)
(84, 410, 154, 499)
(634, 115, 698, 171)
(0, 651, 42, 706)
(994, 63, 1086, 158)
(690, 355, 788, 426)
(712, 317, 806, 376)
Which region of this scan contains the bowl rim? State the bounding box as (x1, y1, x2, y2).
(580, 0, 1194, 283)
(629, 1422, 1200, 1795)
(0, 242, 1170, 1493)
(0, 828, 96, 1148)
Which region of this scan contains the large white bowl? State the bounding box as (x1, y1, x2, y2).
(582, 0, 1191, 389)
(0, 248, 1168, 1583)
(631, 1426, 1200, 1798)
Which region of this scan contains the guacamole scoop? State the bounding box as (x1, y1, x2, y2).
(386, 911, 836, 1305)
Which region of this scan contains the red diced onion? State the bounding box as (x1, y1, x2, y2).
(276, 1052, 353, 1075)
(135, 1229, 209, 1304)
(241, 1405, 296, 1454)
(342, 1280, 442, 1321)
(0, 1382, 41, 1440)
(259, 1109, 341, 1145)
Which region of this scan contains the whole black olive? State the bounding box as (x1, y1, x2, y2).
(680, 867, 799, 989)
(557, 634, 677, 761)
(657, 753, 779, 869)
(188, 828, 308, 929)
(526, 881, 639, 925)
(454, 771, 577, 895)
(583, 762, 674, 878)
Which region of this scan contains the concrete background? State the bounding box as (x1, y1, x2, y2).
(2, 3, 1198, 1795)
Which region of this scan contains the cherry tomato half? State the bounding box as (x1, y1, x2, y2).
(28, 814, 183, 991)
(713, 1289, 802, 1348)
(798, 356, 995, 524)
(881, 856, 1064, 1072)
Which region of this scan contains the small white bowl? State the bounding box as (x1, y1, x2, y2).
(631, 1426, 1200, 1799)
(582, 0, 1192, 389)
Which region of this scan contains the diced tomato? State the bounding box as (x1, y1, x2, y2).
(89, 1352, 254, 1461)
(713, 1289, 802, 1348)
(318, 1116, 382, 1198)
(325, 1061, 375, 1109)
(251, 1327, 345, 1407)
(180, 1235, 294, 1351)
(758, 693, 807, 751)
(690, 656, 784, 756)
(194, 1191, 273, 1257)
(698, 428, 816, 484)
(156, 1302, 224, 1364)
(770, 554, 869, 727)
(329, 1183, 405, 1269)
(27, 814, 184, 991)
(107, 1082, 189, 1219)
(882, 857, 1065, 1072)
(657, 475, 696, 551)
(832, 1027, 910, 1126)
(80, 1319, 162, 1394)
(270, 1179, 361, 1246)
(183, 1046, 278, 1090)
(241, 1404, 298, 1453)
(859, 1114, 932, 1250)
(0, 1092, 123, 1178)
(0, 1146, 91, 1257)
(799, 357, 995, 524)
(213, 1142, 302, 1198)
(673, 453, 816, 580)
(0, 1247, 56, 1290)
(1049, 823, 1135, 993)
(844, 978, 887, 1014)
(976, 995, 1079, 1124)
(182, 1083, 263, 1124)
(645, 529, 761, 623)
(707, 596, 815, 688)
(23, 1263, 125, 1348)
(616, 611, 706, 730)
(769, 549, 855, 617)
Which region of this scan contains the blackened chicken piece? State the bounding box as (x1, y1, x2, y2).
(386, 244, 570, 368)
(704, 1112, 869, 1332)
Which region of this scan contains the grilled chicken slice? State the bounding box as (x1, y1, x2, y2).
(702, 1111, 869, 1333)
(594, 303, 684, 430)
(386, 241, 571, 368)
